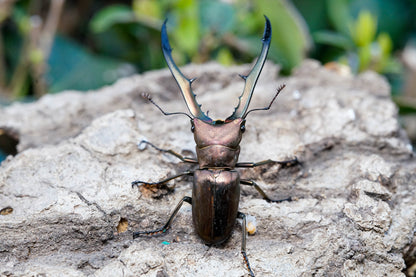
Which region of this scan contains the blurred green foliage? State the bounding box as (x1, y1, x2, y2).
(0, 0, 310, 99)
(313, 6, 399, 75)
(88, 0, 310, 73)
(294, 0, 416, 101)
(0, 0, 415, 100)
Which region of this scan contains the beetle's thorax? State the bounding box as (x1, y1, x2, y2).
(193, 118, 243, 169)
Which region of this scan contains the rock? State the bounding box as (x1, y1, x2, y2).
(0, 60, 415, 277)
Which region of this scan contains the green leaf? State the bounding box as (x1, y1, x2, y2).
(29, 48, 44, 65)
(351, 11, 377, 47)
(47, 36, 135, 93)
(132, 0, 162, 18)
(90, 5, 135, 33)
(371, 32, 394, 73)
(326, 0, 352, 36)
(292, 0, 328, 32)
(200, 0, 234, 35)
(358, 44, 371, 71)
(216, 48, 234, 66)
(175, 18, 200, 57)
(170, 0, 200, 58)
(12, 7, 31, 35)
(313, 31, 354, 50)
(381, 58, 402, 74)
(253, 0, 311, 72)
(377, 32, 392, 57)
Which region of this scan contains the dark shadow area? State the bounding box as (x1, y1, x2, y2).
(0, 127, 19, 159)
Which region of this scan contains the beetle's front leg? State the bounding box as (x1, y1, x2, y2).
(236, 157, 298, 168)
(132, 171, 194, 188)
(240, 179, 291, 203)
(139, 140, 198, 164)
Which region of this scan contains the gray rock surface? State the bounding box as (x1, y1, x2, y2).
(0, 60, 415, 277)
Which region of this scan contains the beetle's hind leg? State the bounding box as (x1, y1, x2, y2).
(133, 196, 192, 239)
(237, 212, 255, 277)
(240, 179, 291, 203)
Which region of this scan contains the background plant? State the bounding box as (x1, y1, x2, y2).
(1, 0, 414, 98)
(0, 0, 312, 99)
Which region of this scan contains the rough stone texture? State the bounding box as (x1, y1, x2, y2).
(0, 60, 415, 277)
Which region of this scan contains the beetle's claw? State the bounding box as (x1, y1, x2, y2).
(141, 92, 152, 101)
(132, 181, 145, 188)
(131, 181, 159, 188)
(132, 181, 173, 191)
(267, 196, 292, 203)
(279, 157, 300, 168)
(133, 227, 169, 239)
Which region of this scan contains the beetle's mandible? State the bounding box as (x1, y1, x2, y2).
(132, 16, 298, 276)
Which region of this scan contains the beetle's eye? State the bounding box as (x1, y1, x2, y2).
(240, 124, 245, 133)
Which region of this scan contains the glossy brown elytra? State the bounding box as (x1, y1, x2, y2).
(132, 16, 298, 276)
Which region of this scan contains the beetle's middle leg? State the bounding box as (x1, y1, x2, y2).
(236, 157, 298, 168)
(133, 196, 192, 238)
(237, 158, 299, 202)
(132, 171, 194, 188)
(240, 179, 291, 203)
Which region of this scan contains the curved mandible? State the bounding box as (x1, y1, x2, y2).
(161, 20, 212, 122)
(227, 16, 272, 120)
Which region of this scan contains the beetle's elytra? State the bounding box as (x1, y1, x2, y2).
(132, 16, 298, 276)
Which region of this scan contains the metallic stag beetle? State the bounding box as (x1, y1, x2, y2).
(132, 16, 298, 276)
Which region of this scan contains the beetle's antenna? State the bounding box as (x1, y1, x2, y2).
(242, 84, 286, 119)
(142, 93, 193, 120)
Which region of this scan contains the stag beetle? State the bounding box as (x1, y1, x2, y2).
(132, 16, 298, 276)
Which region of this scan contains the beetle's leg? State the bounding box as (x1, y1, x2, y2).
(237, 212, 255, 277)
(139, 140, 198, 164)
(236, 157, 298, 168)
(132, 171, 194, 188)
(240, 179, 291, 203)
(133, 196, 192, 239)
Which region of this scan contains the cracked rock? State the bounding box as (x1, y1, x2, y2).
(0, 60, 415, 277)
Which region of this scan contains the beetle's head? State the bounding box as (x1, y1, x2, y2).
(191, 118, 245, 149)
(160, 16, 273, 132)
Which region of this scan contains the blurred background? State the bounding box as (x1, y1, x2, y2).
(0, 0, 415, 148)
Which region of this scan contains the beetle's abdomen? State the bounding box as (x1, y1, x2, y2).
(192, 169, 240, 244)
